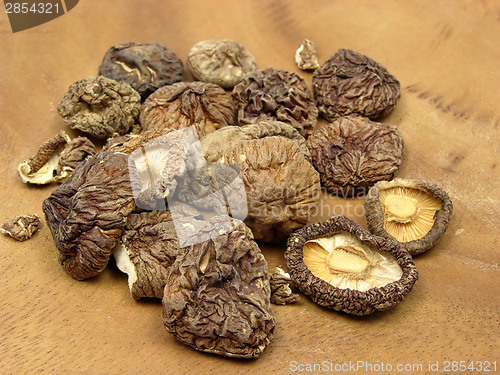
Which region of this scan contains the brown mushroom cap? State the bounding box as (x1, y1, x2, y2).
(57, 76, 141, 139)
(220, 136, 321, 243)
(139, 81, 235, 139)
(306, 115, 404, 197)
(1, 214, 41, 242)
(312, 49, 400, 121)
(284, 215, 418, 315)
(98, 42, 184, 100)
(161, 215, 276, 358)
(114, 210, 203, 299)
(187, 39, 257, 89)
(42, 151, 138, 280)
(232, 66, 318, 137)
(364, 178, 453, 255)
(200, 120, 312, 164)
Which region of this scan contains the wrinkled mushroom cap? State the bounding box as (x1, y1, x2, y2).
(200, 120, 312, 164)
(139, 81, 235, 139)
(161, 216, 276, 358)
(187, 39, 257, 89)
(232, 67, 318, 137)
(364, 178, 453, 255)
(284, 215, 419, 315)
(98, 42, 184, 100)
(312, 49, 400, 120)
(220, 136, 321, 243)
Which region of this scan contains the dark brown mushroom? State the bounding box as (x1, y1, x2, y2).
(1, 214, 41, 241)
(98, 42, 184, 100)
(364, 178, 453, 255)
(139, 81, 234, 139)
(161, 216, 276, 358)
(187, 39, 256, 89)
(312, 49, 400, 120)
(57, 76, 141, 139)
(284, 215, 419, 315)
(220, 136, 321, 243)
(42, 151, 138, 280)
(306, 115, 404, 197)
(232, 67, 318, 137)
(114, 209, 203, 299)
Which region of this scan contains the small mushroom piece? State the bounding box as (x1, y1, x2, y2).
(18, 131, 96, 184)
(57, 76, 141, 139)
(98, 42, 184, 100)
(270, 266, 300, 305)
(139, 81, 235, 139)
(42, 151, 137, 280)
(220, 136, 321, 243)
(232, 67, 318, 137)
(312, 49, 400, 120)
(200, 120, 312, 164)
(161, 216, 276, 358)
(187, 39, 257, 89)
(306, 115, 404, 197)
(364, 178, 453, 255)
(1, 214, 41, 241)
(284, 216, 418, 315)
(295, 39, 320, 70)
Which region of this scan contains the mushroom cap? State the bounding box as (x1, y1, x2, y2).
(187, 39, 257, 89)
(139, 81, 235, 139)
(42, 151, 138, 280)
(200, 120, 312, 164)
(312, 49, 400, 121)
(161, 216, 276, 358)
(306, 115, 404, 197)
(364, 178, 453, 255)
(98, 42, 184, 100)
(220, 136, 321, 243)
(232, 66, 318, 137)
(284, 215, 419, 315)
(57, 76, 141, 139)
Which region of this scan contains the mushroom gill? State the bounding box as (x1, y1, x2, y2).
(303, 231, 402, 292)
(379, 186, 442, 243)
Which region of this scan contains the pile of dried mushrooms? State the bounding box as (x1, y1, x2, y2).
(6, 40, 453, 359)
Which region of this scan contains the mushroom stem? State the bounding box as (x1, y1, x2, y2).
(19, 131, 69, 174)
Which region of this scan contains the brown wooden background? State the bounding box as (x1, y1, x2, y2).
(1, 1, 499, 374)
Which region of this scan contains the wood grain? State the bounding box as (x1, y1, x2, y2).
(1, 0, 499, 373)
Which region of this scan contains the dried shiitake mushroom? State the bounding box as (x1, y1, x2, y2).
(18, 131, 96, 184)
(307, 115, 404, 197)
(98, 42, 184, 100)
(312, 49, 400, 121)
(270, 266, 300, 305)
(232, 67, 318, 137)
(1, 214, 41, 241)
(295, 39, 319, 71)
(200, 120, 312, 164)
(57, 76, 141, 139)
(187, 39, 256, 89)
(42, 151, 138, 280)
(114, 210, 202, 299)
(139, 81, 234, 139)
(364, 178, 453, 255)
(285, 216, 418, 315)
(220, 136, 321, 243)
(161, 216, 276, 358)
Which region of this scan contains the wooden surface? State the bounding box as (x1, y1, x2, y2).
(1, 1, 499, 374)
